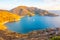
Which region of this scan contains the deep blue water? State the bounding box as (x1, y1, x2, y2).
(5, 15, 60, 34)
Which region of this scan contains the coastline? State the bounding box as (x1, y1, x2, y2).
(0, 16, 24, 30)
(0, 16, 22, 30)
(2, 21, 8, 24)
(0, 16, 60, 40)
(1, 16, 24, 24)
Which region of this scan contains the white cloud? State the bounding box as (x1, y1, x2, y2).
(0, 0, 60, 10)
(37, 0, 60, 10)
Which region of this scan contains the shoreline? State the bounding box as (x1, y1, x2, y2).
(2, 21, 9, 24)
(1, 16, 23, 25)
(0, 16, 24, 30)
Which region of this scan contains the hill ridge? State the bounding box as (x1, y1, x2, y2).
(10, 6, 59, 16)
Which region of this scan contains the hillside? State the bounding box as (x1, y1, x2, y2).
(0, 10, 21, 23)
(0, 28, 60, 40)
(0, 10, 21, 30)
(10, 6, 58, 16)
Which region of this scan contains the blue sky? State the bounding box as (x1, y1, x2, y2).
(0, 0, 60, 10)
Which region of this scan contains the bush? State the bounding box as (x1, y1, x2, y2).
(50, 36, 60, 40)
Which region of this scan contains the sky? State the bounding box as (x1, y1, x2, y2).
(0, 0, 60, 10)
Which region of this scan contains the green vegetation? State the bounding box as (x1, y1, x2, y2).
(50, 36, 60, 40)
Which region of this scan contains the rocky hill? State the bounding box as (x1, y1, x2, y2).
(0, 28, 60, 40)
(10, 6, 58, 16)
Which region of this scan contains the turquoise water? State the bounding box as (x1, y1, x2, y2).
(5, 15, 60, 34)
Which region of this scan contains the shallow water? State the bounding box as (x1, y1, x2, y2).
(5, 15, 60, 34)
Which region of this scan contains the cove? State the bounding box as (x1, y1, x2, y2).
(5, 15, 60, 34)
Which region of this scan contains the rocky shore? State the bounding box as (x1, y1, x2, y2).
(0, 28, 60, 40)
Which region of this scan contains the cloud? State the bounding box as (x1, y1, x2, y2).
(37, 0, 60, 10)
(43, 0, 60, 4)
(0, 0, 60, 10)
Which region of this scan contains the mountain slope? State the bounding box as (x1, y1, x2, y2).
(10, 6, 58, 16)
(10, 6, 35, 16)
(0, 10, 21, 23)
(0, 10, 21, 30)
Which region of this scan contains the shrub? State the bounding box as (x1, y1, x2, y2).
(50, 36, 60, 40)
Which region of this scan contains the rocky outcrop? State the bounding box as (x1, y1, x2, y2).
(10, 6, 59, 16)
(0, 28, 60, 40)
